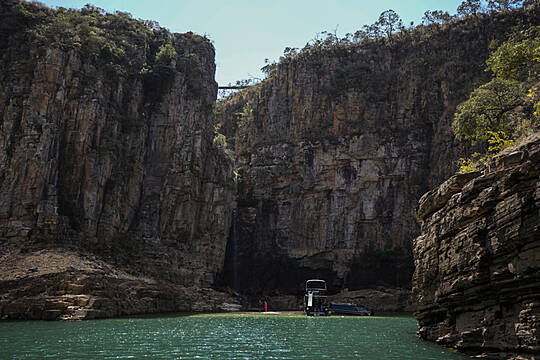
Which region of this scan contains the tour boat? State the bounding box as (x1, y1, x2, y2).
(304, 279, 329, 316)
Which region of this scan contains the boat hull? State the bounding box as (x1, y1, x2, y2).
(330, 303, 372, 316)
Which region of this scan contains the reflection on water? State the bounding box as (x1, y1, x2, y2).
(0, 314, 469, 359)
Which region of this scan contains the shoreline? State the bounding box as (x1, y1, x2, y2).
(0, 310, 416, 322)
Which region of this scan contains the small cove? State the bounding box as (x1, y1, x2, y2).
(0, 313, 470, 359)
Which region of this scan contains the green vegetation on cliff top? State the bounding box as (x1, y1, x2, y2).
(224, 0, 537, 87)
(217, 0, 538, 173)
(0, 0, 210, 83)
(454, 25, 539, 172)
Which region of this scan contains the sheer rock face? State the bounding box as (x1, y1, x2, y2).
(412, 139, 540, 358)
(217, 9, 538, 295)
(0, 10, 235, 318)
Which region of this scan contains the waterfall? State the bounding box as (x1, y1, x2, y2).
(231, 208, 239, 292)
(231, 173, 239, 292)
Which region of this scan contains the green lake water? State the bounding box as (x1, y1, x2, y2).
(0, 313, 469, 359)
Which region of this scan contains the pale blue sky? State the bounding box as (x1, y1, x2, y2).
(38, 0, 465, 85)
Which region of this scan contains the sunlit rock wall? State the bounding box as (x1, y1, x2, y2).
(216, 8, 539, 295)
(413, 138, 540, 358)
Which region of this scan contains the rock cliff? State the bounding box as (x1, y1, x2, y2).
(0, 1, 236, 319)
(216, 8, 539, 296)
(1, 0, 539, 322)
(412, 137, 540, 359)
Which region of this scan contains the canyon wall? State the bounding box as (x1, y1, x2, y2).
(216, 8, 539, 296)
(1, 0, 538, 321)
(412, 138, 540, 358)
(0, 1, 236, 319)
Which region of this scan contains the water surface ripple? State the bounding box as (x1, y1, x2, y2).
(0, 314, 469, 359)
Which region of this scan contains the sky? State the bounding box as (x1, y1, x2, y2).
(38, 0, 466, 86)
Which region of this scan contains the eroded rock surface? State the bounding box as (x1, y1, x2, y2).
(412, 138, 540, 359)
(0, 1, 235, 319)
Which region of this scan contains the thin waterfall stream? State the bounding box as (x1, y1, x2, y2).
(231, 173, 239, 292)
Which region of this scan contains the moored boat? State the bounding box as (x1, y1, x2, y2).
(330, 296, 373, 316)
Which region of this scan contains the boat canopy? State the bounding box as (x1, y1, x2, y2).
(306, 279, 327, 291)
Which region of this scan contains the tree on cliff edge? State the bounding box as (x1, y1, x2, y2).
(422, 10, 454, 25)
(378, 10, 402, 38)
(453, 26, 539, 171)
(457, 0, 482, 17)
(487, 0, 524, 12)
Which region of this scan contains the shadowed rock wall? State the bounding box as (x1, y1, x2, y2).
(0, 1, 235, 319)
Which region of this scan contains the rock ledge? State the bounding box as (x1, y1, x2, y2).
(412, 138, 540, 359)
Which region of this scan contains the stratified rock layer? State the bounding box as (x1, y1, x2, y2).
(217, 8, 539, 295)
(0, 248, 240, 320)
(412, 138, 540, 359)
(0, 2, 236, 319)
